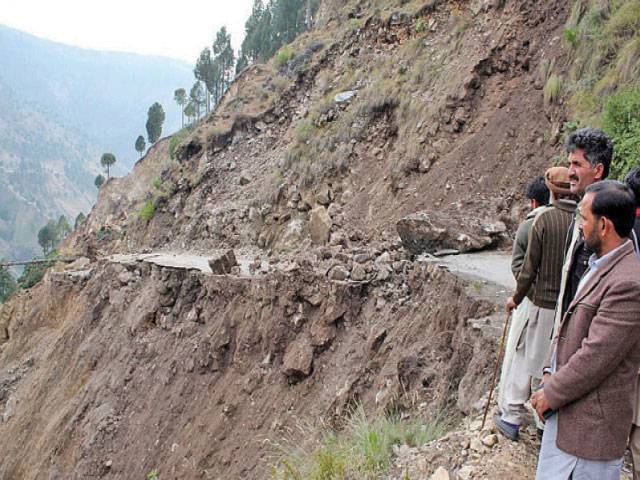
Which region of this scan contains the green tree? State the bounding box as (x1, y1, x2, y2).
(0, 265, 16, 303)
(194, 48, 214, 113)
(212, 27, 235, 99)
(57, 215, 71, 241)
(101, 152, 116, 179)
(37, 221, 57, 255)
(95, 174, 105, 189)
(74, 212, 86, 230)
(146, 102, 166, 144)
(184, 102, 196, 125)
(189, 82, 205, 120)
(174, 88, 187, 128)
(135, 135, 146, 158)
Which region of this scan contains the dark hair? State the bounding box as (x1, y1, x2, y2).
(525, 176, 550, 205)
(623, 166, 640, 207)
(565, 127, 613, 179)
(585, 180, 636, 237)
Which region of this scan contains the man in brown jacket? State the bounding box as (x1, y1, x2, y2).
(532, 180, 640, 479)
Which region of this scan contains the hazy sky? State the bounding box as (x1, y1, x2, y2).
(1, 0, 254, 64)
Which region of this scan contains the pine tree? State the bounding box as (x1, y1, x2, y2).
(174, 88, 187, 128)
(0, 266, 16, 303)
(135, 135, 146, 157)
(189, 82, 205, 120)
(194, 49, 214, 114)
(95, 174, 105, 189)
(100, 153, 116, 179)
(146, 102, 166, 144)
(74, 212, 86, 230)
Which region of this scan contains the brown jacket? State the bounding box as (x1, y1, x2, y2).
(544, 241, 640, 460)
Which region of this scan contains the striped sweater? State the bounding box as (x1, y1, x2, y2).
(513, 198, 576, 310)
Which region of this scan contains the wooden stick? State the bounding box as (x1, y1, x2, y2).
(481, 312, 512, 430)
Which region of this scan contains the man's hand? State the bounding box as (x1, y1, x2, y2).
(531, 388, 551, 422)
(506, 296, 518, 314)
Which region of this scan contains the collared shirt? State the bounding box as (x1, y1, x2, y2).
(575, 240, 632, 296)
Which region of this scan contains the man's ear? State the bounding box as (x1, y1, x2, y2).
(594, 163, 605, 181)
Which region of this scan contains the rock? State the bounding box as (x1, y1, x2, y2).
(334, 90, 357, 103)
(430, 466, 450, 480)
(64, 257, 91, 271)
(239, 173, 252, 185)
(375, 264, 392, 281)
(457, 465, 475, 480)
(396, 211, 506, 254)
(469, 438, 484, 452)
(328, 265, 350, 281)
(481, 434, 498, 447)
(351, 264, 367, 281)
(375, 251, 391, 264)
(208, 250, 238, 274)
(282, 335, 314, 382)
(353, 252, 371, 264)
(117, 270, 134, 285)
(316, 185, 333, 206)
(309, 207, 332, 245)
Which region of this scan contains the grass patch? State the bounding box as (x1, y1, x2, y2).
(274, 45, 295, 70)
(139, 200, 155, 222)
(168, 128, 190, 160)
(543, 74, 564, 106)
(270, 406, 446, 480)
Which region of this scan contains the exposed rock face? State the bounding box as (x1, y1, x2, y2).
(308, 207, 332, 245)
(208, 249, 238, 274)
(396, 212, 507, 255)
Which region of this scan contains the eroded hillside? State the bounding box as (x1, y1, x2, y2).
(0, 0, 577, 478)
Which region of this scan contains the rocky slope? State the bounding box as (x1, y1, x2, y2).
(0, 0, 578, 478)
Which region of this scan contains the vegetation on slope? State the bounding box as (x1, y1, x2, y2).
(563, 0, 640, 177)
(270, 407, 446, 480)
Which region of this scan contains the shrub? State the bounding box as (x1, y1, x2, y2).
(564, 27, 580, 49)
(543, 74, 564, 106)
(415, 17, 426, 33)
(139, 201, 155, 222)
(602, 85, 640, 178)
(274, 46, 295, 70)
(270, 406, 446, 480)
(295, 121, 314, 144)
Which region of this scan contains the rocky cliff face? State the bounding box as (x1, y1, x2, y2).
(0, 0, 572, 478)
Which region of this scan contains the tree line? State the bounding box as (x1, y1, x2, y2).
(173, 0, 318, 127)
(0, 212, 86, 302)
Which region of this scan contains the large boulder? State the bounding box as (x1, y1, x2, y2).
(308, 207, 332, 245)
(396, 211, 506, 254)
(208, 250, 238, 274)
(282, 335, 314, 383)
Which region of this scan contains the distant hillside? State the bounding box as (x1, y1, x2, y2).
(0, 25, 193, 261)
(0, 24, 193, 169)
(0, 77, 99, 261)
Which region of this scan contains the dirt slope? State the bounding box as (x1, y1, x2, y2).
(2, 253, 501, 479)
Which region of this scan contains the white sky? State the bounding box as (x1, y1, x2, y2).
(0, 0, 254, 64)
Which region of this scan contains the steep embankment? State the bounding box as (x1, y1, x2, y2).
(0, 0, 575, 478)
(0, 252, 500, 479)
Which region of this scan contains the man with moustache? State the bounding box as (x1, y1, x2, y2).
(553, 128, 614, 337)
(532, 180, 640, 479)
